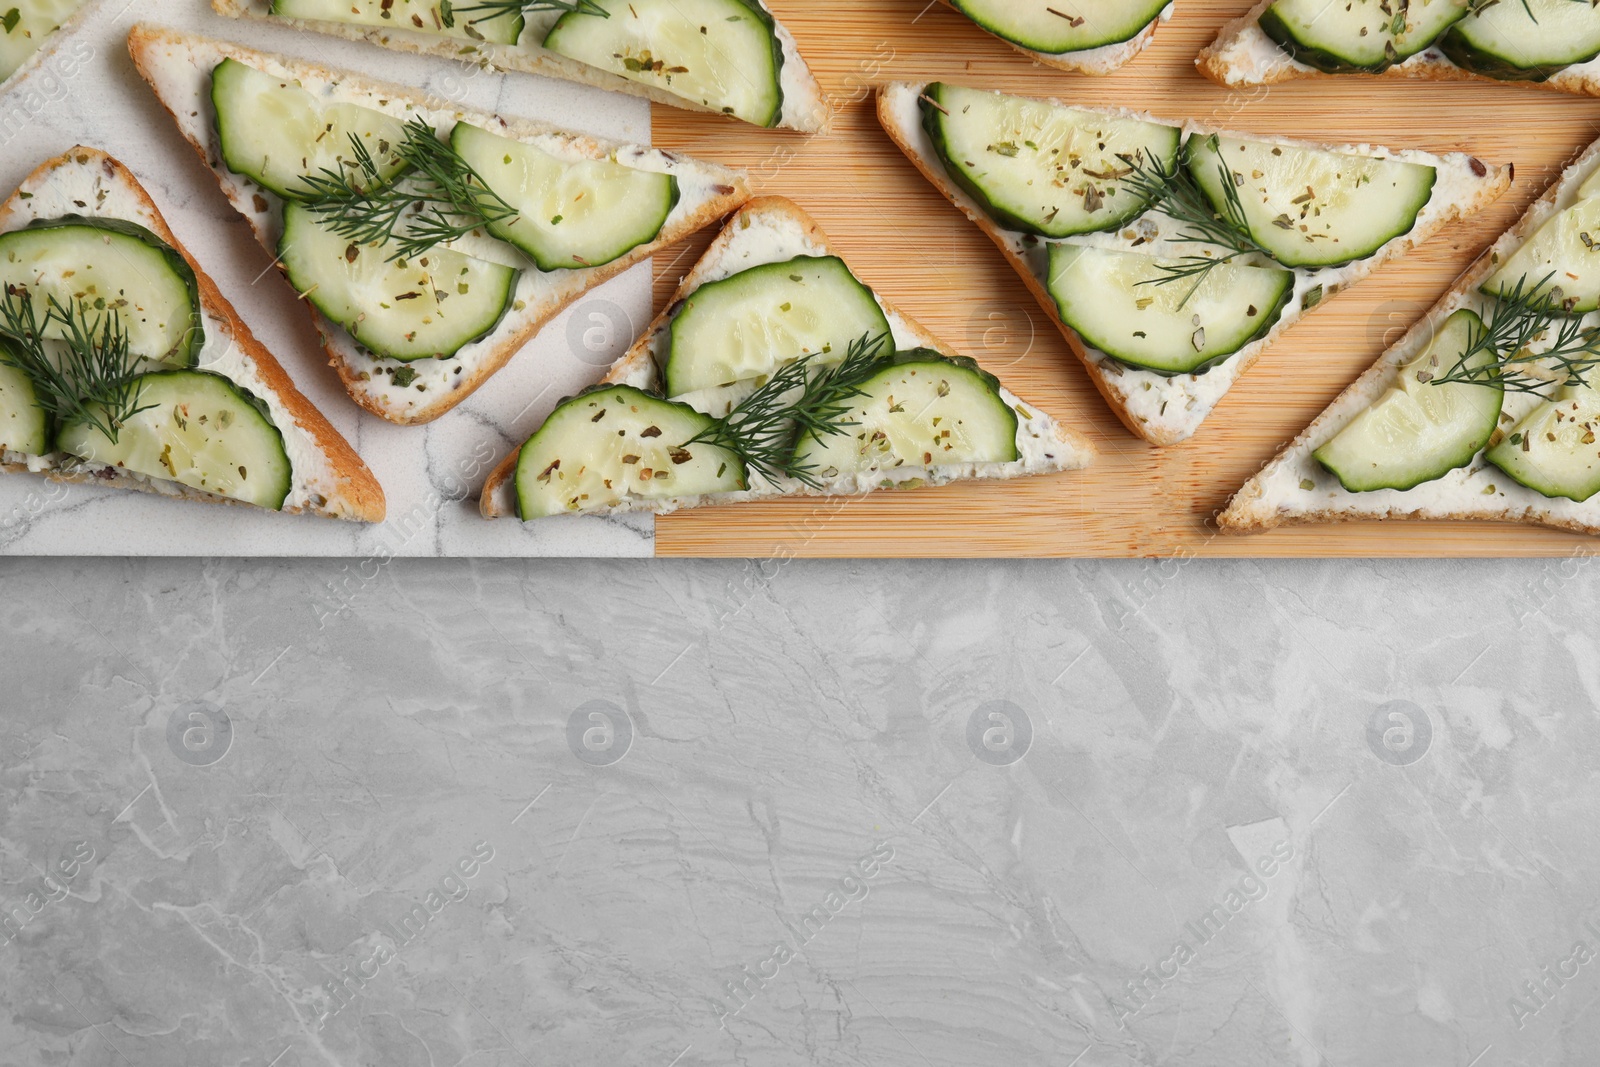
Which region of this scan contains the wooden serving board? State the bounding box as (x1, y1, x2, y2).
(648, 0, 1600, 557)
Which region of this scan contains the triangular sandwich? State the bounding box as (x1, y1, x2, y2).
(479, 196, 1094, 520)
(0, 147, 385, 521)
(939, 0, 1172, 74)
(1199, 0, 1600, 97)
(128, 25, 750, 426)
(1222, 133, 1600, 537)
(210, 0, 830, 132)
(877, 81, 1511, 446)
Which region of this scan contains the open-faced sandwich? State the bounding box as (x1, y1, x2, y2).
(0, 147, 384, 521)
(127, 25, 750, 427)
(1222, 131, 1600, 538)
(1200, 0, 1600, 95)
(208, 0, 829, 132)
(0, 0, 92, 89)
(877, 81, 1511, 445)
(479, 197, 1093, 520)
(940, 0, 1173, 74)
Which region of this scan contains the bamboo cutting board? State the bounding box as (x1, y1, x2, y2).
(650, 0, 1600, 557)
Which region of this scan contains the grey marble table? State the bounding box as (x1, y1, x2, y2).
(0, 556, 1590, 1066)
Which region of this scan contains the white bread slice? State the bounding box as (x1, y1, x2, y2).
(0, 0, 96, 91)
(211, 0, 831, 133)
(0, 147, 386, 522)
(127, 24, 751, 426)
(1221, 133, 1600, 538)
(1198, 0, 1600, 95)
(479, 196, 1095, 518)
(877, 81, 1512, 446)
(939, 0, 1171, 75)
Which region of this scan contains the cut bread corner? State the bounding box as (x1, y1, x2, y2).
(0, 0, 99, 96)
(875, 80, 1512, 446)
(209, 0, 832, 133)
(1196, 0, 1600, 96)
(0, 146, 386, 523)
(479, 194, 1095, 519)
(1219, 132, 1600, 538)
(126, 23, 751, 426)
(1194, 0, 1318, 88)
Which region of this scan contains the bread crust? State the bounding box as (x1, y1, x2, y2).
(875, 81, 1512, 446)
(126, 24, 750, 427)
(1197, 0, 1600, 96)
(0, 148, 386, 522)
(210, 0, 831, 133)
(937, 0, 1169, 75)
(479, 195, 1095, 518)
(1219, 134, 1600, 537)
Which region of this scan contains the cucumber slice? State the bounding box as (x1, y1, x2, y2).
(1314, 309, 1502, 492)
(1487, 381, 1600, 501)
(947, 0, 1168, 52)
(919, 83, 1181, 239)
(0, 216, 204, 366)
(664, 255, 891, 398)
(0, 0, 87, 82)
(1259, 0, 1469, 73)
(56, 369, 292, 509)
(0, 346, 47, 455)
(269, 0, 524, 45)
(1045, 244, 1292, 375)
(515, 384, 746, 518)
(543, 0, 784, 128)
(278, 202, 518, 362)
(1440, 0, 1600, 80)
(1393, 0, 1473, 56)
(1187, 134, 1436, 269)
(790, 351, 1019, 476)
(211, 58, 409, 200)
(449, 122, 679, 271)
(1481, 197, 1600, 314)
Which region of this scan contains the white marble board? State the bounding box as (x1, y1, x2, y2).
(0, 0, 660, 556)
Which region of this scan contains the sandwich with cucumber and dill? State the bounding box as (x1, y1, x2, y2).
(876, 81, 1510, 445)
(1200, 0, 1600, 95)
(940, 0, 1173, 75)
(127, 25, 749, 426)
(478, 197, 1094, 520)
(1222, 131, 1600, 537)
(0, 147, 385, 521)
(208, 0, 829, 132)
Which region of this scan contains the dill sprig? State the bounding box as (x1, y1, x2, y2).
(1431, 272, 1600, 393)
(288, 133, 409, 245)
(688, 356, 816, 485)
(0, 286, 151, 444)
(287, 116, 518, 262)
(1116, 136, 1274, 306)
(439, 0, 609, 30)
(1465, 0, 1540, 23)
(687, 332, 896, 488)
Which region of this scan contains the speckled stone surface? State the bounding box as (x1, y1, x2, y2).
(0, 555, 1594, 1067)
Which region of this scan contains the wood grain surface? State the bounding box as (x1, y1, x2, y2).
(650, 0, 1600, 557)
